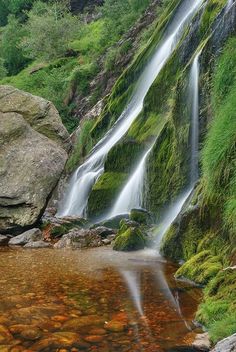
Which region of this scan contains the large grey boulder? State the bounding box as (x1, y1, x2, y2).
(54, 229, 103, 249)
(0, 86, 71, 232)
(211, 334, 236, 352)
(9, 228, 42, 245)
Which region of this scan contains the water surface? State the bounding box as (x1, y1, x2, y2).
(0, 247, 202, 351)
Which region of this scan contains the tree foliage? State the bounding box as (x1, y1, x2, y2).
(0, 15, 28, 75)
(21, 1, 80, 61)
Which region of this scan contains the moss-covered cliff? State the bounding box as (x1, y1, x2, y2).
(78, 0, 236, 343)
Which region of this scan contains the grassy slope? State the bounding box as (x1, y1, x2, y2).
(0, 0, 152, 133)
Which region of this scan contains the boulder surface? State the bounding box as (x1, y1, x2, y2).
(0, 85, 70, 233)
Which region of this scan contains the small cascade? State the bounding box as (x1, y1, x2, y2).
(109, 145, 153, 217)
(58, 0, 204, 217)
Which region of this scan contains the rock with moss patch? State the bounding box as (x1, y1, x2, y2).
(130, 208, 152, 225)
(0, 86, 71, 233)
(113, 227, 146, 251)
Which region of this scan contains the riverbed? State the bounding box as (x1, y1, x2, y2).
(0, 247, 202, 351)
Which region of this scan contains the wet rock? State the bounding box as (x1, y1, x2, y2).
(63, 316, 105, 331)
(94, 214, 129, 229)
(211, 333, 236, 352)
(0, 85, 70, 233)
(0, 235, 9, 246)
(104, 320, 126, 332)
(54, 229, 103, 249)
(19, 327, 42, 341)
(9, 228, 42, 246)
(0, 325, 13, 343)
(24, 240, 52, 248)
(130, 208, 152, 225)
(113, 227, 147, 251)
(30, 331, 84, 350)
(88, 328, 106, 335)
(102, 238, 112, 245)
(192, 333, 211, 351)
(92, 226, 116, 238)
(84, 335, 104, 343)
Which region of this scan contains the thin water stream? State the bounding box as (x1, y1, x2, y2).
(0, 247, 202, 352)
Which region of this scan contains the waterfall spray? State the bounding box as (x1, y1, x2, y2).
(58, 0, 204, 218)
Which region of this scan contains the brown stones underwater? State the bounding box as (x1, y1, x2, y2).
(0, 247, 204, 352)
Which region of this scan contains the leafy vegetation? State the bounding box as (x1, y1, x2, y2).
(0, 0, 154, 132)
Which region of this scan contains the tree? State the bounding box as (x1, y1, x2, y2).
(0, 58, 7, 79)
(22, 1, 80, 61)
(0, 15, 28, 75)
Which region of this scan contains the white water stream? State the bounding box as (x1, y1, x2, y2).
(58, 0, 203, 217)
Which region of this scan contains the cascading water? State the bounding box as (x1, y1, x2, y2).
(226, 0, 234, 10)
(155, 52, 201, 249)
(109, 145, 154, 217)
(107, 1, 204, 218)
(58, 0, 204, 217)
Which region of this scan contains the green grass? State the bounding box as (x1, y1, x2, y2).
(66, 119, 96, 173)
(201, 37, 236, 237)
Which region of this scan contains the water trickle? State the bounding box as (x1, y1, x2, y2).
(58, 0, 204, 217)
(189, 52, 201, 185)
(109, 145, 153, 217)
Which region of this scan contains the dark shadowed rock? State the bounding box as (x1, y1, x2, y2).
(0, 235, 9, 246)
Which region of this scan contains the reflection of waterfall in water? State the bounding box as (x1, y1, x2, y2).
(121, 270, 144, 316)
(58, 0, 204, 218)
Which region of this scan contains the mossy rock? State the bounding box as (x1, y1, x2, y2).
(130, 208, 152, 225)
(175, 250, 223, 285)
(113, 227, 146, 251)
(87, 172, 128, 218)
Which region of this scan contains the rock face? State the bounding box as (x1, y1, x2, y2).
(0, 86, 71, 233)
(211, 334, 236, 352)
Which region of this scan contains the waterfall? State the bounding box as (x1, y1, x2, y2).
(226, 0, 234, 11)
(58, 0, 204, 217)
(155, 52, 201, 249)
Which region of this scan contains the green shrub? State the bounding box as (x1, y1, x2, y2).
(0, 15, 29, 75)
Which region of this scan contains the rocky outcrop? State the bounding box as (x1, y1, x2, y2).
(0, 86, 71, 233)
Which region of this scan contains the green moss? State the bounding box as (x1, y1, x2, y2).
(87, 172, 128, 218)
(199, 0, 226, 36)
(175, 250, 223, 285)
(201, 37, 236, 240)
(66, 120, 96, 174)
(113, 227, 146, 251)
(196, 270, 236, 342)
(130, 209, 151, 225)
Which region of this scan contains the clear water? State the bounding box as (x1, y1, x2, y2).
(0, 247, 202, 351)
